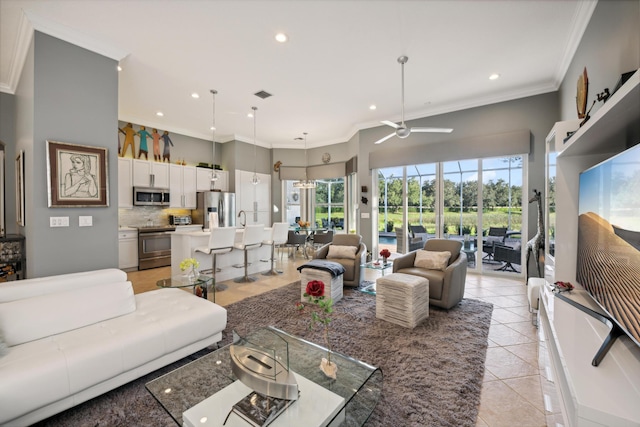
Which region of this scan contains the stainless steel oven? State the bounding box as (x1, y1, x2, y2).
(137, 226, 175, 270)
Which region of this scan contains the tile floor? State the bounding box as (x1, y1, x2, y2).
(127, 251, 560, 427)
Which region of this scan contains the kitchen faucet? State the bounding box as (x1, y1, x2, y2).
(238, 210, 246, 227)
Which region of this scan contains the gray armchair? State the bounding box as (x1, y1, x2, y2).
(314, 234, 367, 287)
(392, 239, 467, 309)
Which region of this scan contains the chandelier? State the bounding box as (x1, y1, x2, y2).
(293, 132, 316, 189)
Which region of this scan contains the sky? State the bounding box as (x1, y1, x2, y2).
(579, 145, 640, 231)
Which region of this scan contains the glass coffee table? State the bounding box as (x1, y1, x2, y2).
(157, 274, 215, 302)
(146, 326, 382, 427)
(359, 261, 393, 295)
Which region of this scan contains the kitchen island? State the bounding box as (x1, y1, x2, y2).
(171, 227, 272, 282)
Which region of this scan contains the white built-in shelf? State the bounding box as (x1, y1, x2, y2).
(559, 69, 640, 158)
(540, 283, 640, 426)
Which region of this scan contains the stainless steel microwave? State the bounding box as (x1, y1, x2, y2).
(133, 187, 170, 206)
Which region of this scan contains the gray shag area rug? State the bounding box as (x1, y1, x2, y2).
(34, 282, 492, 427)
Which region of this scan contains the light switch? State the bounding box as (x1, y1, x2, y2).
(79, 216, 93, 227)
(49, 216, 69, 227)
(361, 212, 370, 219)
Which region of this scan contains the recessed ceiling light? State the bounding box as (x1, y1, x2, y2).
(156, 111, 164, 117)
(210, 126, 216, 131)
(247, 112, 254, 118)
(369, 105, 377, 110)
(275, 33, 288, 43)
(489, 73, 500, 80)
(117, 65, 122, 71)
(191, 92, 200, 99)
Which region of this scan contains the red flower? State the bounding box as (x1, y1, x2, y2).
(305, 280, 325, 298)
(380, 249, 391, 258)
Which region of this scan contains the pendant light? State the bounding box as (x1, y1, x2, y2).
(209, 89, 219, 185)
(293, 132, 316, 189)
(251, 106, 260, 185)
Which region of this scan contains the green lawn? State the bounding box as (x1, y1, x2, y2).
(378, 209, 522, 235)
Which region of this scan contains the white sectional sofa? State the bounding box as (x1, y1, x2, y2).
(0, 268, 227, 426)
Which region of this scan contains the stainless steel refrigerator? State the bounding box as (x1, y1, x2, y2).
(193, 192, 236, 228)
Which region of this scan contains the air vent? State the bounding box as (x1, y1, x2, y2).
(254, 90, 272, 99)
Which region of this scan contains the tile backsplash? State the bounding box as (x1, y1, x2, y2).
(118, 207, 192, 228)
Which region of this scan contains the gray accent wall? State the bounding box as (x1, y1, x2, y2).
(221, 139, 271, 193)
(20, 32, 119, 277)
(0, 92, 17, 234)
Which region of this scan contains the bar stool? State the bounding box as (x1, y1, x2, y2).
(233, 224, 264, 283)
(262, 222, 289, 276)
(194, 227, 236, 292)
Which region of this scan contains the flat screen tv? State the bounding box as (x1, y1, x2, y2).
(577, 142, 640, 361)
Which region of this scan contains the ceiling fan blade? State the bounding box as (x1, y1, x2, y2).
(410, 127, 454, 133)
(374, 132, 396, 145)
(381, 120, 400, 129)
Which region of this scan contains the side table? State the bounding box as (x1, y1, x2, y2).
(157, 274, 215, 302)
(360, 261, 393, 294)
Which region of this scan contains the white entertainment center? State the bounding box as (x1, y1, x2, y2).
(540, 69, 640, 426)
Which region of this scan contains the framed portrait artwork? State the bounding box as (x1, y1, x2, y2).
(46, 141, 109, 207)
(15, 150, 25, 226)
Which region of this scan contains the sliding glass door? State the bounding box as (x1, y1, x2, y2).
(374, 155, 526, 275)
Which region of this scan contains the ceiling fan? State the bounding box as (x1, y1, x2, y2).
(374, 55, 453, 144)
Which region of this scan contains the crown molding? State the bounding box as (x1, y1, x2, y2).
(552, 0, 598, 88)
(1, 10, 33, 94)
(1, 10, 129, 94)
(25, 10, 128, 62)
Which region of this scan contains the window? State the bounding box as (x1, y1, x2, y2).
(315, 178, 345, 230)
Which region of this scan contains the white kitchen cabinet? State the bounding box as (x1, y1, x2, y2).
(118, 158, 133, 208)
(132, 159, 170, 188)
(169, 164, 197, 208)
(236, 170, 271, 225)
(196, 168, 228, 192)
(118, 228, 138, 270)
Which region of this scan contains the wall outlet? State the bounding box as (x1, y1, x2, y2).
(50, 216, 69, 227)
(79, 216, 93, 227)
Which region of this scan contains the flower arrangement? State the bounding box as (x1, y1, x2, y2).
(553, 281, 574, 293)
(180, 258, 200, 283)
(296, 280, 337, 378)
(379, 248, 391, 263)
(297, 220, 311, 228)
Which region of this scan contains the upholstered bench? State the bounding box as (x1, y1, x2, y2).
(376, 272, 429, 328)
(297, 260, 345, 303)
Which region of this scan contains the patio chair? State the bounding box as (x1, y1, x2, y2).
(493, 242, 522, 272)
(482, 227, 507, 261)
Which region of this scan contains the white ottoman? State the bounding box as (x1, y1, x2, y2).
(527, 278, 544, 311)
(376, 273, 429, 328)
(300, 267, 343, 303)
